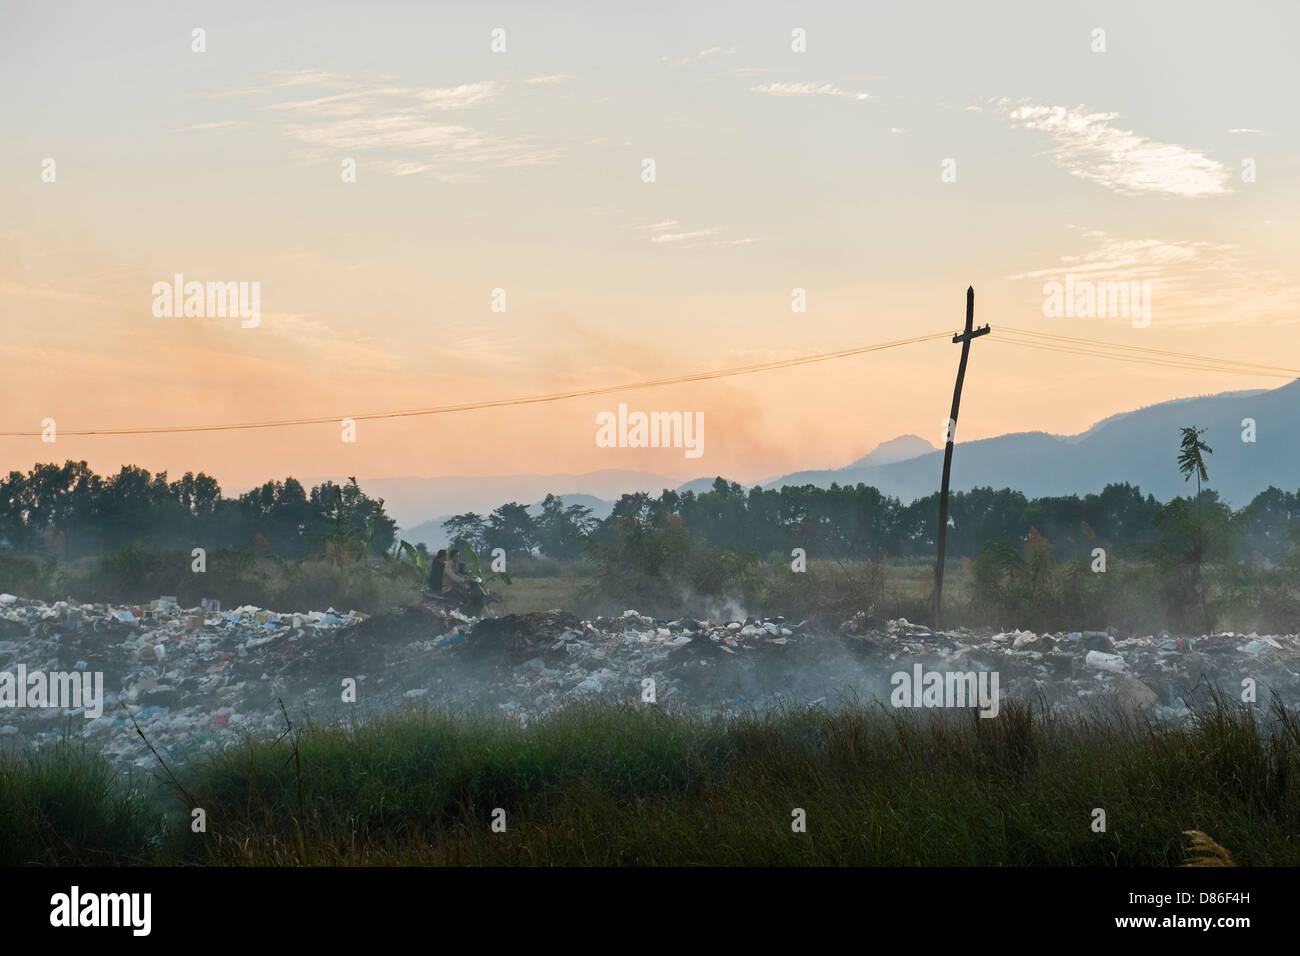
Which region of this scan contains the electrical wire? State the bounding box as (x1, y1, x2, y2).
(0, 330, 952, 438)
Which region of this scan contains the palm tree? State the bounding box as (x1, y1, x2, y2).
(1177, 426, 1213, 496)
(1175, 425, 1214, 631)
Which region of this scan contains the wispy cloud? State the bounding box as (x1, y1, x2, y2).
(1226, 128, 1264, 135)
(414, 81, 503, 109)
(433, 335, 521, 367)
(272, 69, 354, 89)
(1008, 227, 1300, 325)
(640, 223, 760, 249)
(751, 81, 871, 101)
(525, 74, 574, 85)
(659, 46, 736, 68)
(200, 73, 559, 181)
(173, 120, 247, 133)
(650, 228, 717, 244)
(993, 99, 1230, 198)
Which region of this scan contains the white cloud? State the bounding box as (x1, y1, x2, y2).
(202, 73, 557, 180)
(994, 99, 1230, 198)
(433, 336, 521, 367)
(173, 120, 247, 133)
(1226, 128, 1264, 135)
(660, 48, 734, 67)
(414, 81, 503, 109)
(651, 228, 717, 244)
(280, 112, 560, 178)
(526, 74, 574, 84)
(273, 70, 348, 88)
(1008, 227, 1300, 325)
(750, 81, 870, 101)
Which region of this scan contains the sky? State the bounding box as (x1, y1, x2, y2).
(1, 0, 1297, 493)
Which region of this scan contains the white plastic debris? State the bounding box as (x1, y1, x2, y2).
(1085, 650, 1127, 674)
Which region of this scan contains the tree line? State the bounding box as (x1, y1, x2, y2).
(5, 459, 1299, 569)
(0, 462, 396, 560)
(444, 478, 1300, 565)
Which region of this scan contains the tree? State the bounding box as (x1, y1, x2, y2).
(486, 502, 537, 557)
(1158, 426, 1227, 632)
(309, 478, 396, 574)
(443, 512, 487, 552)
(534, 494, 595, 560)
(1178, 426, 1213, 496)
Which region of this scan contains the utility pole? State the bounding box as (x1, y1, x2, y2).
(933, 286, 990, 627)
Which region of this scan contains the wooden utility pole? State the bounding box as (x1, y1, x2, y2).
(933, 286, 990, 627)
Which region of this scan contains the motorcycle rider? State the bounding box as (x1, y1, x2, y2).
(426, 549, 447, 594)
(443, 548, 468, 598)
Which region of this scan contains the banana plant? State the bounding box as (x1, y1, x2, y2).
(459, 543, 512, 586)
(397, 540, 429, 571)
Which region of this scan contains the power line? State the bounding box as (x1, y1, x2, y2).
(8, 323, 1295, 439)
(999, 326, 1300, 376)
(991, 331, 1300, 379)
(0, 330, 952, 438)
(990, 338, 1293, 378)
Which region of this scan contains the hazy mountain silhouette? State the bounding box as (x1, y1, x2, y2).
(361, 380, 1298, 533)
(771, 381, 1296, 506)
(843, 434, 937, 469)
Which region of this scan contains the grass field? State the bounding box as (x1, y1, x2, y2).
(494, 574, 593, 616)
(495, 559, 959, 620)
(4, 694, 1297, 866)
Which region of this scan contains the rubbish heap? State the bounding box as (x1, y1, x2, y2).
(2, 592, 1298, 770)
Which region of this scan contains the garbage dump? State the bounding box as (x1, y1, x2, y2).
(2, 592, 1298, 771)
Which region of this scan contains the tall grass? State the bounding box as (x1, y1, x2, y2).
(5, 696, 1298, 865)
(0, 741, 166, 866)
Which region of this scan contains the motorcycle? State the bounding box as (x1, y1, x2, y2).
(421, 574, 499, 617)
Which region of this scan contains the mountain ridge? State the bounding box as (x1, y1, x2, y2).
(358, 380, 1299, 538)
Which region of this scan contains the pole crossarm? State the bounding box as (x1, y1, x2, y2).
(953, 325, 991, 344)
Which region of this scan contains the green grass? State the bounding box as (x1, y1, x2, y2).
(495, 575, 593, 616)
(4, 695, 1299, 866)
(0, 742, 167, 866)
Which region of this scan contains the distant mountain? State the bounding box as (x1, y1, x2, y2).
(676, 475, 729, 495)
(768, 381, 1297, 507)
(844, 434, 937, 469)
(360, 381, 1300, 536)
(676, 435, 936, 496)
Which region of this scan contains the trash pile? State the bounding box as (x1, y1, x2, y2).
(865, 617, 1300, 723)
(2, 592, 1298, 770)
